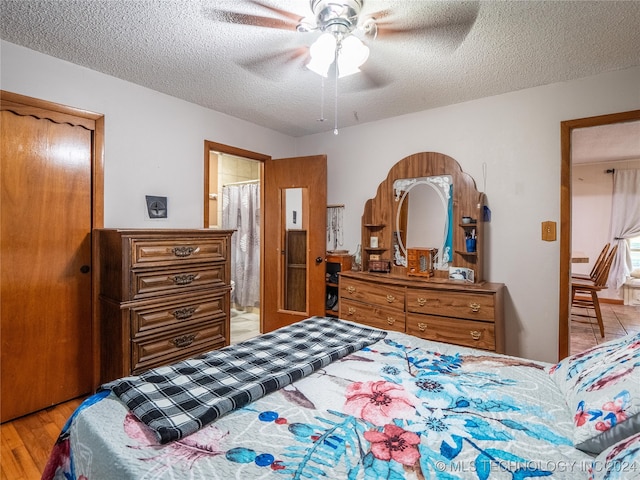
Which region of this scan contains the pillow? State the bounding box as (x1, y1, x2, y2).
(549, 332, 640, 454)
(590, 431, 640, 480)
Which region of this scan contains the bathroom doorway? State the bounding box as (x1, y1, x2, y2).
(204, 142, 266, 344)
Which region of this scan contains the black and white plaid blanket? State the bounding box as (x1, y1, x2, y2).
(102, 317, 386, 444)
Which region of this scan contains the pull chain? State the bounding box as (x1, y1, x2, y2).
(334, 42, 339, 135)
(334, 64, 339, 135)
(318, 76, 326, 123)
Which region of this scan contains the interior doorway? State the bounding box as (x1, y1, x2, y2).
(558, 110, 640, 359)
(204, 141, 268, 344)
(569, 120, 640, 354)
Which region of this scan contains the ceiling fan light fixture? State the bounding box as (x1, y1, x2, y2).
(307, 32, 337, 77)
(307, 31, 369, 78)
(306, 58, 331, 77)
(337, 35, 369, 77)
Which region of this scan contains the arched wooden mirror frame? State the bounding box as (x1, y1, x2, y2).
(361, 152, 486, 283)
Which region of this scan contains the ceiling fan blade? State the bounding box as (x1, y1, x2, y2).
(373, 3, 479, 51)
(244, 0, 304, 23)
(352, 65, 392, 91)
(238, 47, 310, 80)
(202, 0, 302, 30)
(361, 8, 394, 22)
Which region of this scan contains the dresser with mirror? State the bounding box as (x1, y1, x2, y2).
(339, 152, 505, 353)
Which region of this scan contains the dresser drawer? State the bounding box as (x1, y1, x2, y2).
(340, 298, 405, 332)
(130, 264, 226, 300)
(130, 237, 228, 268)
(131, 292, 227, 338)
(340, 278, 404, 311)
(406, 289, 495, 321)
(406, 313, 495, 351)
(131, 320, 226, 374)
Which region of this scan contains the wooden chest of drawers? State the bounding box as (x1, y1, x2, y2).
(96, 229, 234, 383)
(339, 271, 505, 353)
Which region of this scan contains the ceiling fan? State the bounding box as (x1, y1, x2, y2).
(204, 1, 478, 133)
(205, 1, 374, 36)
(204, 0, 480, 83)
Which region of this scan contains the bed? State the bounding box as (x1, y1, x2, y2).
(43, 316, 640, 480)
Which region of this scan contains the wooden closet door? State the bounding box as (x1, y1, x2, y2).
(1, 109, 93, 422)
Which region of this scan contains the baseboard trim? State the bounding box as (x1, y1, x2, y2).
(573, 296, 623, 305)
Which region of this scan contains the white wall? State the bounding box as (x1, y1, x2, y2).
(3, 40, 639, 362)
(295, 66, 640, 362)
(0, 41, 297, 228)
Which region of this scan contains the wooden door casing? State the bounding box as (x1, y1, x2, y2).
(263, 155, 327, 333)
(1, 92, 103, 422)
(558, 109, 640, 359)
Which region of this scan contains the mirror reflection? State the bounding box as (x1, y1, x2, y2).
(393, 175, 453, 270)
(282, 188, 307, 312)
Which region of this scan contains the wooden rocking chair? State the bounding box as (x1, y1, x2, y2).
(571, 244, 618, 337)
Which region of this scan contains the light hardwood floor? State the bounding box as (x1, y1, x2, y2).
(3, 304, 637, 479)
(1, 396, 84, 480)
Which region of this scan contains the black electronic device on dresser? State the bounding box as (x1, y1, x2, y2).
(325, 252, 352, 317)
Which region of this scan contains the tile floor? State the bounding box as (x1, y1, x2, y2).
(230, 308, 260, 344)
(570, 302, 640, 355)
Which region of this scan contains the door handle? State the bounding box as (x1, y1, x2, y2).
(315, 256, 323, 264)
(80, 265, 90, 274)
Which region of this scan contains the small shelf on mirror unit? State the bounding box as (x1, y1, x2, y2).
(455, 250, 478, 257)
(364, 223, 385, 229)
(364, 247, 387, 252)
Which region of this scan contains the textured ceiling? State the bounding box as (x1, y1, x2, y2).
(1, 0, 639, 138)
(572, 121, 640, 165)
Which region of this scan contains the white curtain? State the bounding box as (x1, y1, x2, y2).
(222, 183, 260, 308)
(608, 169, 640, 289)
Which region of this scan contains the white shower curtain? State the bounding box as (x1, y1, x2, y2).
(222, 183, 260, 308)
(608, 169, 640, 289)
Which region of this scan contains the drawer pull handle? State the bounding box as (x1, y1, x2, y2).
(172, 246, 196, 257)
(346, 286, 356, 294)
(386, 317, 395, 325)
(470, 330, 482, 340)
(172, 307, 196, 320)
(418, 322, 427, 332)
(173, 274, 196, 285)
(416, 297, 426, 307)
(172, 333, 196, 348)
(469, 302, 481, 313)
(386, 294, 395, 303)
(347, 307, 356, 316)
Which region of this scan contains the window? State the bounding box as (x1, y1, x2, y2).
(630, 235, 640, 271)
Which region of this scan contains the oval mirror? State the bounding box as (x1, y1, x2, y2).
(393, 175, 453, 270)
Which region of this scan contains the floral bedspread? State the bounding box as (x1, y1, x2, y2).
(44, 330, 595, 479)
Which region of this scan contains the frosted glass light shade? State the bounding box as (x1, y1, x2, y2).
(307, 32, 369, 78)
(306, 32, 337, 77)
(337, 35, 369, 77)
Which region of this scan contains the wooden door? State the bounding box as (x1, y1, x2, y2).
(1, 106, 93, 422)
(263, 156, 327, 333)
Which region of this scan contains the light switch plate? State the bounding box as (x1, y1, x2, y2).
(146, 195, 167, 219)
(541, 221, 556, 241)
